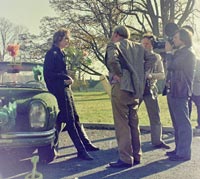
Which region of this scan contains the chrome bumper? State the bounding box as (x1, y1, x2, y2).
(0, 128, 56, 148)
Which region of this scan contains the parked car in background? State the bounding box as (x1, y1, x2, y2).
(0, 62, 59, 163)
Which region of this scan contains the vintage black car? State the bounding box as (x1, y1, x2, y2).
(0, 62, 59, 163)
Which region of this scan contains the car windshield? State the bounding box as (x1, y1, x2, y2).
(0, 65, 46, 89)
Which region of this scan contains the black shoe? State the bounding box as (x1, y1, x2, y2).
(154, 142, 170, 149)
(85, 144, 100, 151)
(168, 155, 191, 161)
(77, 151, 94, 160)
(109, 160, 132, 168)
(134, 160, 140, 165)
(165, 150, 176, 156)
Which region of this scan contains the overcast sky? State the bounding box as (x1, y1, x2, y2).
(0, 0, 56, 35)
(0, 0, 199, 39)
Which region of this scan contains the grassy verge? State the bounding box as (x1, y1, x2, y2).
(74, 91, 198, 127)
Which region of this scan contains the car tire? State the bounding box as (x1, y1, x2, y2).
(38, 144, 55, 164)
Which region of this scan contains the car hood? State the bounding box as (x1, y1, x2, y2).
(0, 87, 58, 132)
(0, 88, 58, 113)
(0, 88, 48, 103)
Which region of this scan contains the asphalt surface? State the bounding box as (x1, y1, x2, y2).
(0, 127, 200, 179)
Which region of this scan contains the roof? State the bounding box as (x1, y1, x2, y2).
(0, 62, 43, 73)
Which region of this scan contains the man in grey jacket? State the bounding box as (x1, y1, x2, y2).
(140, 34, 170, 149)
(105, 25, 156, 168)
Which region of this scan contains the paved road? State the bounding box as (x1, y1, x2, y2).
(0, 128, 200, 179)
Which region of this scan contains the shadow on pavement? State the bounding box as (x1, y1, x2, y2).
(0, 130, 185, 179)
(82, 158, 182, 179)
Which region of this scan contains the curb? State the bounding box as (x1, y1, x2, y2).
(82, 123, 174, 132)
(83, 123, 200, 136)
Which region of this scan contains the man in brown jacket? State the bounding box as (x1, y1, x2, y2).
(105, 25, 157, 168)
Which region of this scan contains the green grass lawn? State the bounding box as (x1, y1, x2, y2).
(74, 91, 198, 127)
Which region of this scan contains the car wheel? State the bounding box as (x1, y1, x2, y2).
(37, 145, 55, 164)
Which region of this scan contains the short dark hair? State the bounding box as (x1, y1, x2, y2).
(53, 28, 70, 46)
(113, 25, 130, 39)
(175, 28, 192, 48)
(142, 34, 155, 46)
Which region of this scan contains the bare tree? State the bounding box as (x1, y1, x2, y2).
(39, 0, 197, 77)
(18, 32, 50, 62)
(0, 17, 28, 61)
(116, 0, 195, 37)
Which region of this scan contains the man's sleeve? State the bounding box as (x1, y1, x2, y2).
(105, 42, 122, 77)
(151, 54, 165, 80)
(43, 51, 70, 80)
(143, 48, 157, 72)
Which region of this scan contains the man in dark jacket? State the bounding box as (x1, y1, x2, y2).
(43, 28, 97, 161)
(165, 28, 196, 161)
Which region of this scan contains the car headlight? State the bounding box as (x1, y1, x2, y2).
(29, 100, 47, 129)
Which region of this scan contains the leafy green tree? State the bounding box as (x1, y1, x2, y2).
(40, 0, 126, 77)
(65, 47, 102, 77)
